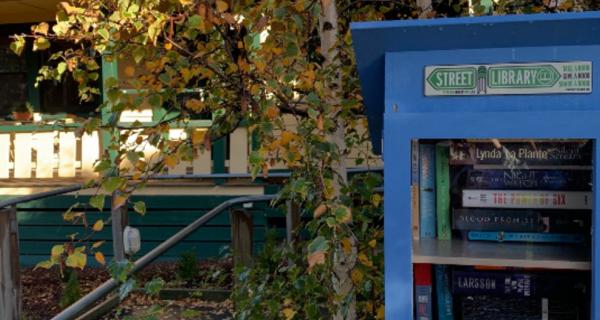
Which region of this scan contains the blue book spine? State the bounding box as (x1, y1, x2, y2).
(465, 169, 591, 191)
(419, 144, 436, 239)
(435, 265, 454, 320)
(467, 231, 584, 244)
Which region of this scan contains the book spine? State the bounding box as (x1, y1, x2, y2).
(412, 140, 420, 240)
(419, 144, 436, 238)
(452, 209, 590, 233)
(436, 143, 451, 240)
(415, 264, 433, 320)
(467, 231, 585, 244)
(450, 141, 592, 166)
(452, 270, 536, 297)
(435, 265, 454, 320)
(465, 169, 592, 191)
(462, 190, 592, 210)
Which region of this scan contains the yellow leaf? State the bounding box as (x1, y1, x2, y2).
(164, 154, 178, 168)
(92, 219, 104, 232)
(266, 106, 278, 120)
(35, 260, 54, 270)
(179, 0, 194, 6)
(376, 305, 385, 319)
(185, 98, 205, 112)
(282, 308, 296, 320)
(216, 0, 228, 12)
(113, 195, 128, 209)
(164, 42, 173, 51)
(51, 245, 64, 257)
(92, 241, 105, 249)
(369, 239, 377, 248)
(124, 65, 135, 77)
(95, 251, 106, 265)
(313, 204, 328, 218)
(66, 252, 87, 270)
(255, 60, 267, 73)
(33, 22, 49, 36)
(358, 252, 373, 268)
(307, 251, 325, 272)
(351, 269, 364, 284)
(371, 193, 382, 207)
(192, 129, 206, 145)
(341, 238, 352, 255)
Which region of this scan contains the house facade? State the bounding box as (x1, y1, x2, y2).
(0, 1, 380, 265)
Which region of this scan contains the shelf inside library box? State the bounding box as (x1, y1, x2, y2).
(412, 239, 591, 271)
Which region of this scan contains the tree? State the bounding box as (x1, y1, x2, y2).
(13, 0, 600, 318)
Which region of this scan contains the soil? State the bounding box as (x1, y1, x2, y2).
(21, 261, 233, 320)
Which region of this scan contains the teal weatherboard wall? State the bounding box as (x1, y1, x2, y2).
(6, 194, 285, 266)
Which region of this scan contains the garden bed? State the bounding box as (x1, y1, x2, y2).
(22, 259, 233, 320)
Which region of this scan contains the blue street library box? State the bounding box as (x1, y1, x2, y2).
(352, 12, 600, 319)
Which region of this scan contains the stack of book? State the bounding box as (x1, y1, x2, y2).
(413, 139, 593, 244)
(412, 139, 593, 319)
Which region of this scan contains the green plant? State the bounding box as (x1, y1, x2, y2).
(59, 269, 81, 309)
(177, 250, 199, 283)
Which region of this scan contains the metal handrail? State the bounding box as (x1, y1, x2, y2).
(0, 168, 383, 319)
(52, 194, 277, 320)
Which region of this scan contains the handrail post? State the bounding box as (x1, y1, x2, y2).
(0, 205, 21, 319)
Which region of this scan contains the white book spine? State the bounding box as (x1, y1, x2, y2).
(462, 189, 593, 210)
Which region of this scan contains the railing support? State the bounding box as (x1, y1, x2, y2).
(230, 209, 253, 266)
(0, 206, 21, 320)
(111, 191, 128, 262)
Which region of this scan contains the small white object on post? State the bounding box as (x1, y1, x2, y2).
(123, 226, 141, 256)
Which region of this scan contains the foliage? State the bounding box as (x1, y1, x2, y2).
(176, 250, 200, 283)
(13, 0, 600, 318)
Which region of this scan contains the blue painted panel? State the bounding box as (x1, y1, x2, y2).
(386, 46, 600, 114)
(351, 11, 600, 153)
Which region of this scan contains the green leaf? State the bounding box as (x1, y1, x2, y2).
(89, 194, 106, 211)
(144, 277, 165, 297)
(94, 160, 112, 174)
(102, 177, 125, 193)
(133, 201, 146, 216)
(119, 278, 136, 300)
(35, 260, 54, 270)
(98, 28, 110, 41)
(57, 62, 67, 75)
(187, 15, 202, 29)
(307, 236, 329, 254)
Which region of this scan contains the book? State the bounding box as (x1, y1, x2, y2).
(436, 143, 451, 240)
(462, 189, 592, 210)
(452, 208, 590, 233)
(467, 231, 585, 244)
(419, 144, 436, 239)
(412, 140, 420, 240)
(435, 265, 454, 320)
(414, 264, 433, 320)
(452, 269, 588, 298)
(464, 169, 591, 191)
(460, 296, 585, 320)
(449, 140, 592, 166)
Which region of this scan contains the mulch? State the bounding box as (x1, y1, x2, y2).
(21, 261, 233, 320)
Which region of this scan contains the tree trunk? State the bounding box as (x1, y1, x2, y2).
(0, 206, 21, 320)
(319, 2, 355, 319)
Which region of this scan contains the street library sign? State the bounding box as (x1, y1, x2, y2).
(425, 61, 592, 96)
(352, 12, 600, 320)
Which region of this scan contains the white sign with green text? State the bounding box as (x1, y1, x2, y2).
(424, 61, 592, 96)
